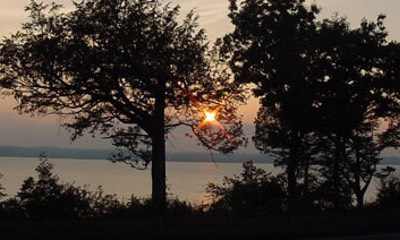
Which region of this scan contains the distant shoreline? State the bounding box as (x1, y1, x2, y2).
(0, 145, 399, 165)
(0, 145, 271, 163)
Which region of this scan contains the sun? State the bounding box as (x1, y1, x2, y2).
(204, 110, 217, 122)
(197, 107, 221, 130)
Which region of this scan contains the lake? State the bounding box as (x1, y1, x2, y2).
(0, 156, 397, 205)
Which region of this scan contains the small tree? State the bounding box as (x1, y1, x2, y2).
(0, 0, 245, 214)
(0, 172, 5, 200)
(15, 154, 124, 219)
(205, 161, 286, 216)
(376, 170, 400, 208)
(17, 154, 86, 219)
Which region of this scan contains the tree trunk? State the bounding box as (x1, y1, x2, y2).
(303, 156, 310, 208)
(287, 134, 299, 213)
(355, 191, 364, 208)
(151, 81, 167, 216)
(287, 153, 297, 212)
(151, 129, 167, 216)
(354, 148, 363, 208)
(333, 136, 343, 209)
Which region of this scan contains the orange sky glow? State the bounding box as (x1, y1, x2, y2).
(0, 0, 399, 152)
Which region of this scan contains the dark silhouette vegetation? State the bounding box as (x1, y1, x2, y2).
(0, 0, 399, 216)
(0, 0, 246, 215)
(0, 0, 399, 238)
(0, 172, 5, 200)
(0, 155, 197, 220)
(2, 157, 400, 219)
(222, 0, 400, 211)
(205, 161, 286, 216)
(376, 167, 400, 208)
(1, 158, 400, 239)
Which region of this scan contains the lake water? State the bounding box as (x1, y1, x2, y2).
(0, 157, 397, 205)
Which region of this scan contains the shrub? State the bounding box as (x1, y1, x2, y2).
(1, 154, 199, 219)
(15, 154, 90, 219)
(113, 195, 199, 218)
(205, 161, 286, 216)
(166, 197, 199, 216)
(11, 154, 123, 219)
(376, 176, 400, 208)
(0, 172, 5, 200)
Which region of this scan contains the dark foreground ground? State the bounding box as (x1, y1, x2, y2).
(319, 233, 400, 240)
(1, 209, 399, 240)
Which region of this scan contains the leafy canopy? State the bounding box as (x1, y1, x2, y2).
(0, 0, 246, 168)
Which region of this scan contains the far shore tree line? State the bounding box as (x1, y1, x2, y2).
(0, 0, 400, 215)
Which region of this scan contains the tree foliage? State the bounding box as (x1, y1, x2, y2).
(376, 174, 400, 208)
(0, 0, 246, 213)
(223, 0, 321, 212)
(205, 161, 286, 216)
(0, 172, 5, 200)
(0, 154, 200, 220)
(223, 0, 400, 210)
(309, 15, 400, 209)
(9, 154, 122, 219)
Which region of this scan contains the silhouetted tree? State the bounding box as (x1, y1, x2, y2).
(17, 154, 86, 219)
(311, 16, 400, 208)
(0, 0, 245, 215)
(0, 172, 5, 200)
(223, 0, 400, 211)
(376, 171, 400, 208)
(205, 161, 286, 216)
(14, 154, 124, 219)
(222, 0, 399, 210)
(222, 0, 320, 212)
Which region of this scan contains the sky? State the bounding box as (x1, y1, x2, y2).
(0, 0, 399, 152)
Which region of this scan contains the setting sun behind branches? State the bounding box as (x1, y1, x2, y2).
(197, 107, 221, 130)
(204, 110, 217, 123)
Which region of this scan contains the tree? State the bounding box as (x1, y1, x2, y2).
(311, 15, 400, 208)
(223, 0, 400, 211)
(0, 172, 5, 200)
(205, 161, 286, 216)
(0, 0, 245, 215)
(10, 153, 123, 219)
(16, 154, 89, 219)
(376, 168, 400, 208)
(222, 0, 320, 212)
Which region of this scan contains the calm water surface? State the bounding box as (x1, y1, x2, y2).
(0, 157, 396, 204)
(0, 157, 278, 204)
